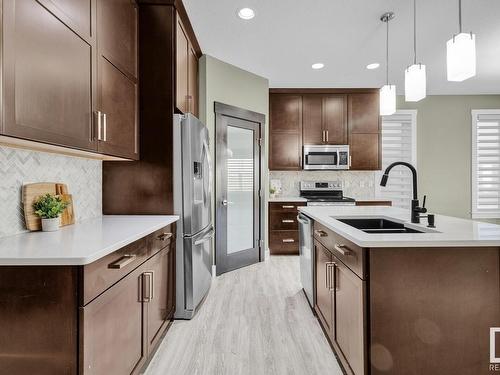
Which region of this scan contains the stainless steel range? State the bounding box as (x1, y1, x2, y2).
(300, 181, 355, 206)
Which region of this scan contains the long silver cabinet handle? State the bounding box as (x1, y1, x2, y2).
(142, 272, 154, 302)
(282, 205, 295, 209)
(282, 219, 294, 223)
(96, 111, 102, 141)
(282, 238, 295, 243)
(103, 113, 107, 141)
(334, 243, 352, 256)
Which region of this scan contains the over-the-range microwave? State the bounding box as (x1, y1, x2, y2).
(303, 145, 350, 170)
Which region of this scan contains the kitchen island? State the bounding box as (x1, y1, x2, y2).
(298, 206, 500, 375)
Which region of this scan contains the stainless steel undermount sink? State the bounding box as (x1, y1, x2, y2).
(336, 218, 425, 234)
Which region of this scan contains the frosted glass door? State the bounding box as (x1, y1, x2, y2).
(227, 126, 255, 254)
(215, 109, 262, 276)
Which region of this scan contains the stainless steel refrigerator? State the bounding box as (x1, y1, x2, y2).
(173, 114, 213, 319)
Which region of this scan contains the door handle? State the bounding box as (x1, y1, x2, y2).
(102, 113, 107, 141)
(95, 111, 102, 141)
(142, 272, 154, 302)
(194, 229, 215, 246)
(222, 199, 234, 206)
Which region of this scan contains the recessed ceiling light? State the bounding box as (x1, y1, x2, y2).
(366, 63, 380, 70)
(238, 8, 255, 20)
(312, 63, 325, 70)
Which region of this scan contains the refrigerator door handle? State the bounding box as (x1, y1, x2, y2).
(194, 229, 215, 246)
(202, 139, 213, 206)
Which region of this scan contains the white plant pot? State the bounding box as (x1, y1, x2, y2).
(41, 217, 60, 232)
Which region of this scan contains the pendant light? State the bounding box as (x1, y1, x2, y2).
(380, 12, 396, 116)
(447, 0, 476, 81)
(405, 0, 426, 102)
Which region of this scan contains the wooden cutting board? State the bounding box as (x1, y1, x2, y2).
(22, 182, 75, 231)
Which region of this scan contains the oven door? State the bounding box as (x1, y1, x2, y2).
(303, 146, 339, 170)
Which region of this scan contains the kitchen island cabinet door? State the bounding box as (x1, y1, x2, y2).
(314, 240, 334, 341)
(144, 243, 175, 353)
(2, 0, 95, 152)
(80, 265, 146, 375)
(333, 256, 366, 375)
(96, 0, 139, 160)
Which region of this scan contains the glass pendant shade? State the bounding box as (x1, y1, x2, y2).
(380, 85, 396, 116)
(447, 32, 476, 81)
(405, 64, 426, 102)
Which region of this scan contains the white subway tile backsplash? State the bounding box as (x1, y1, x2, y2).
(0, 146, 102, 238)
(269, 171, 376, 199)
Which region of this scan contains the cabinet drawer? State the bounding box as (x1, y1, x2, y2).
(270, 231, 299, 255)
(82, 237, 149, 306)
(313, 222, 365, 279)
(269, 202, 306, 212)
(270, 211, 299, 230)
(149, 224, 175, 256)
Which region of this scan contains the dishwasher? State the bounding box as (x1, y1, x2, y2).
(297, 213, 314, 308)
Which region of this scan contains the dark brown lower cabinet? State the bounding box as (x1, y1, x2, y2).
(314, 240, 333, 341)
(313, 221, 500, 375)
(80, 264, 146, 375)
(268, 202, 306, 255)
(0, 224, 175, 375)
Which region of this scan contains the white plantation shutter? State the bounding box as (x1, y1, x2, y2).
(376, 111, 417, 210)
(472, 110, 500, 218)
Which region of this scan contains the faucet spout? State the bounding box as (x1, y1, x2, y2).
(380, 161, 418, 200)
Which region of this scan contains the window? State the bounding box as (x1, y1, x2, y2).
(375, 110, 417, 210)
(471, 110, 500, 218)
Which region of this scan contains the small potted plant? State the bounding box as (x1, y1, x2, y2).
(269, 187, 277, 199)
(33, 194, 69, 232)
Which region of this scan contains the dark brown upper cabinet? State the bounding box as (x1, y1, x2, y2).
(269, 90, 380, 171)
(1, 0, 95, 151)
(269, 94, 303, 170)
(303, 94, 347, 145)
(176, 12, 199, 117)
(96, 0, 139, 160)
(348, 93, 381, 170)
(1, 0, 139, 160)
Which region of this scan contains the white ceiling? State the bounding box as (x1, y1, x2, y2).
(183, 0, 500, 95)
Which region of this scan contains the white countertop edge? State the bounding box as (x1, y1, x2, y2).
(298, 206, 500, 248)
(0, 215, 180, 266)
(268, 197, 308, 202)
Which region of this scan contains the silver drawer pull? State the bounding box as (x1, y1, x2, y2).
(282, 238, 295, 243)
(282, 219, 294, 223)
(157, 232, 173, 241)
(108, 254, 137, 269)
(334, 243, 351, 256)
(314, 230, 328, 237)
(282, 205, 295, 209)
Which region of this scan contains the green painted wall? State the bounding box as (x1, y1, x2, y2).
(199, 55, 270, 263)
(397, 95, 500, 220)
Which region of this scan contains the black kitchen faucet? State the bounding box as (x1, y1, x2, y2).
(380, 161, 432, 225)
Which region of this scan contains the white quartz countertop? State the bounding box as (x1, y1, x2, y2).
(0, 215, 179, 266)
(268, 196, 308, 202)
(298, 206, 500, 248)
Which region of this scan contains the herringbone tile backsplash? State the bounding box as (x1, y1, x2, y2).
(0, 146, 102, 238)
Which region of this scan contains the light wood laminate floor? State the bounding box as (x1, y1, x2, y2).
(144, 255, 343, 375)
